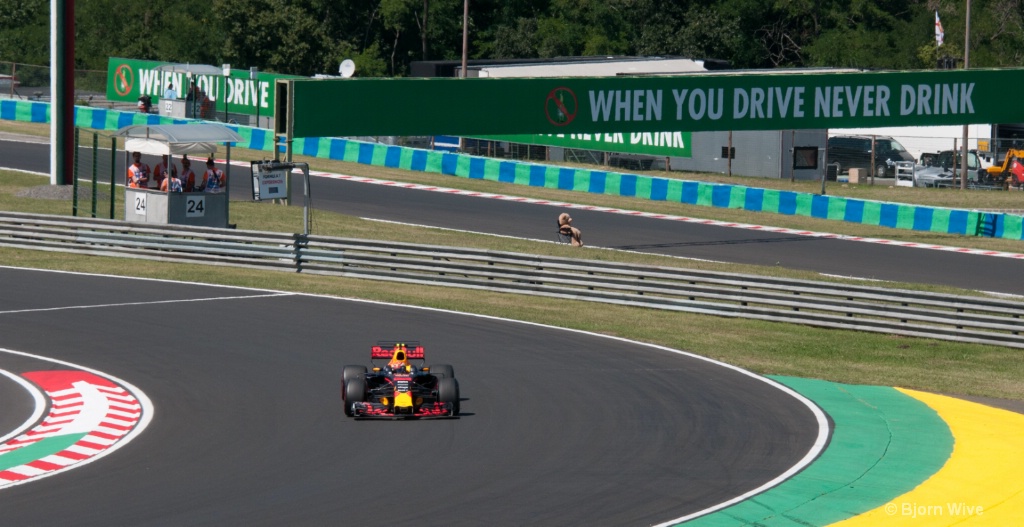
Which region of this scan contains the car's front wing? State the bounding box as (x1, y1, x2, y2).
(352, 401, 454, 418)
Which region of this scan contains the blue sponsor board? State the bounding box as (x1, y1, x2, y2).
(433, 135, 460, 152)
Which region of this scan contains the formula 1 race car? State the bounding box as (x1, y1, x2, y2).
(341, 341, 460, 419)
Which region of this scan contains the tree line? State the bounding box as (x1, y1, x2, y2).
(2, 0, 1023, 79)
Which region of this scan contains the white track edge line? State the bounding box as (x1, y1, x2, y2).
(0, 369, 46, 445)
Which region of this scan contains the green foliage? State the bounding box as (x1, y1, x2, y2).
(339, 41, 389, 78)
(214, 0, 340, 76)
(917, 42, 964, 70)
(75, 0, 223, 69)
(484, 18, 539, 58)
(3, 0, 1024, 79)
(665, 5, 743, 60)
(0, 0, 48, 67)
(427, 0, 473, 61)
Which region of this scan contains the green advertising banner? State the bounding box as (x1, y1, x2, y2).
(106, 57, 301, 116)
(474, 131, 693, 157)
(289, 68, 1024, 138)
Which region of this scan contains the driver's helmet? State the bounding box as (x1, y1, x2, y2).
(387, 345, 410, 372)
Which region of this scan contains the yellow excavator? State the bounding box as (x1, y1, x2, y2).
(979, 149, 1024, 189)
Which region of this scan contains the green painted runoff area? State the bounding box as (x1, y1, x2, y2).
(0, 433, 86, 471)
(677, 377, 952, 526)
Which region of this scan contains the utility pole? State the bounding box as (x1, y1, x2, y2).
(222, 64, 231, 123)
(461, 0, 468, 78)
(960, 0, 971, 190)
(459, 0, 469, 152)
(422, 0, 429, 60)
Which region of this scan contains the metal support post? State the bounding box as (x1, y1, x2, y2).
(109, 136, 117, 219)
(91, 131, 98, 217)
(72, 127, 79, 215)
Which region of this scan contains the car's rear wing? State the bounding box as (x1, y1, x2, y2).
(371, 341, 425, 360)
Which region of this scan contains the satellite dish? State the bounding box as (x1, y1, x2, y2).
(339, 59, 356, 78)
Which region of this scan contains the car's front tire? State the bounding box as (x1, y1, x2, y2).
(343, 365, 367, 386)
(344, 376, 366, 417)
(438, 377, 460, 416)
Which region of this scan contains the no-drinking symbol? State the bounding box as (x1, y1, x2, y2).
(114, 64, 134, 97)
(545, 87, 578, 126)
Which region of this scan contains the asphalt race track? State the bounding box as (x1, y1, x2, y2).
(0, 267, 822, 526)
(3, 136, 1021, 296)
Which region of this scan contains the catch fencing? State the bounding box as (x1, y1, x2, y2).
(1, 211, 1022, 349)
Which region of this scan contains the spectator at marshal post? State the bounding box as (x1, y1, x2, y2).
(160, 169, 183, 193)
(204, 158, 226, 193)
(152, 155, 176, 190)
(126, 152, 150, 188)
(180, 155, 204, 192)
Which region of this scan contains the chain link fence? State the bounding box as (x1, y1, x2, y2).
(71, 128, 121, 219)
(0, 62, 48, 100)
(0, 61, 126, 110)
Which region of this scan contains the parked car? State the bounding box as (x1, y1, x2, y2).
(912, 150, 980, 187)
(827, 135, 916, 178)
(973, 149, 995, 170)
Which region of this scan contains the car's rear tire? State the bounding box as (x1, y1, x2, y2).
(438, 377, 460, 416)
(344, 376, 366, 417)
(430, 364, 455, 379)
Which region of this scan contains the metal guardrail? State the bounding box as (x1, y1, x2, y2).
(2, 211, 1023, 348)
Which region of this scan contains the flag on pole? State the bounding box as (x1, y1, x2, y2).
(935, 11, 945, 47)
